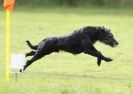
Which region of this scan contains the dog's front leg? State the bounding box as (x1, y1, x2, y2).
(85, 47, 112, 61)
(94, 48, 113, 63)
(81, 38, 112, 66)
(83, 47, 103, 65)
(90, 46, 102, 66)
(97, 57, 101, 66)
(83, 46, 113, 65)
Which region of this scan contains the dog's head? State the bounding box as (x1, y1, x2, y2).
(98, 27, 119, 47)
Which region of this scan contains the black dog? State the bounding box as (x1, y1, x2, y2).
(20, 26, 118, 72)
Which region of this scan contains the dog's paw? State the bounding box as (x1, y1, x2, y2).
(104, 57, 113, 62)
(26, 40, 29, 43)
(19, 69, 23, 72)
(19, 66, 25, 73)
(97, 58, 102, 66)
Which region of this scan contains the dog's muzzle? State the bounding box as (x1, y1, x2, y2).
(111, 41, 119, 47)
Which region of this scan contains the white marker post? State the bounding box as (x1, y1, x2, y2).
(10, 54, 26, 80)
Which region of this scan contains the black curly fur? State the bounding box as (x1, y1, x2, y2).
(20, 26, 119, 72)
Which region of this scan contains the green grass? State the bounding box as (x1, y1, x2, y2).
(0, 7, 133, 94)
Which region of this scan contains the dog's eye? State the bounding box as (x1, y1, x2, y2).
(108, 34, 113, 37)
(106, 35, 112, 39)
(111, 35, 113, 37)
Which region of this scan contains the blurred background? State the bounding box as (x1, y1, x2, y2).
(0, 0, 133, 7)
(0, 0, 133, 94)
(1, 0, 133, 8)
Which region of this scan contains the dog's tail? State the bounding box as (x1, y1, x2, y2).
(26, 40, 38, 50)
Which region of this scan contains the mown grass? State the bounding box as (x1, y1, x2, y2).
(0, 7, 133, 94)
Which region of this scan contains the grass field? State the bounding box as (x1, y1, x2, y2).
(0, 7, 133, 94)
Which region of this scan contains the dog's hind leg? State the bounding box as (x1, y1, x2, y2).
(20, 38, 58, 72)
(21, 50, 46, 72)
(21, 41, 54, 72)
(22, 49, 50, 72)
(26, 40, 38, 50)
(26, 51, 36, 57)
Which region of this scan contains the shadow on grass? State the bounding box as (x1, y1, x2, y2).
(23, 71, 129, 81)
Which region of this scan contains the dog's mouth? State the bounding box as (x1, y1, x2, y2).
(110, 42, 119, 47)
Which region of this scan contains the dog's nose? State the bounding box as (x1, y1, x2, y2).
(116, 42, 119, 45)
(114, 42, 119, 47)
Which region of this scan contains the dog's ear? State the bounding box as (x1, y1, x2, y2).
(97, 26, 104, 31)
(96, 26, 101, 31)
(98, 26, 104, 29)
(98, 26, 104, 30)
(108, 29, 111, 32)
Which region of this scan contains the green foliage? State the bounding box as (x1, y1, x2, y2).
(1, 0, 132, 7)
(0, 0, 133, 8)
(0, 7, 133, 94)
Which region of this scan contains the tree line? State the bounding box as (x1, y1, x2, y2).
(63, 0, 133, 6)
(1, 0, 133, 7)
